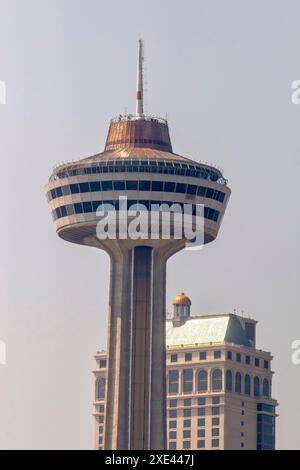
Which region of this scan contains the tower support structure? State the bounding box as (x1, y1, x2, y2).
(97, 239, 184, 449)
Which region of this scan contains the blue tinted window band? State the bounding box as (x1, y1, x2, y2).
(47, 181, 225, 203)
(52, 200, 219, 223)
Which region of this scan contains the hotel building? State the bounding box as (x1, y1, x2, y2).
(93, 294, 277, 450)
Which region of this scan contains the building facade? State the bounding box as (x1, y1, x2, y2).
(93, 294, 277, 450)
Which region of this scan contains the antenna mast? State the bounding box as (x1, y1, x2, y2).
(136, 38, 144, 117)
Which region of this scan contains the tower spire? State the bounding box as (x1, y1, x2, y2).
(136, 38, 144, 117)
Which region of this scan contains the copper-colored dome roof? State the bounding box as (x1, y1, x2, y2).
(82, 146, 193, 163)
(81, 114, 194, 164)
(104, 116, 173, 153)
(172, 293, 192, 306)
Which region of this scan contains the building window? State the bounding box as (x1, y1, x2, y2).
(168, 370, 179, 394)
(214, 350, 221, 359)
(183, 408, 191, 418)
(236, 353, 241, 362)
(183, 430, 191, 439)
(169, 409, 177, 418)
(254, 376, 260, 397)
(98, 415, 104, 424)
(183, 419, 191, 428)
(198, 418, 205, 427)
(164, 181, 175, 192)
(126, 180, 138, 191)
(197, 440, 205, 449)
(169, 442, 176, 450)
(212, 439, 219, 448)
(241, 410, 245, 415)
(185, 353, 192, 362)
(182, 369, 193, 393)
(169, 399, 177, 408)
(255, 358, 260, 367)
(264, 360, 269, 369)
(198, 407, 205, 416)
(99, 404, 104, 413)
(198, 397, 206, 406)
(169, 431, 177, 440)
(212, 428, 219, 437)
(241, 432, 244, 437)
(98, 436, 103, 445)
(226, 370, 233, 392)
(244, 374, 251, 396)
(263, 378, 269, 398)
(235, 372, 242, 393)
(197, 429, 205, 437)
(197, 370, 208, 392)
(184, 398, 192, 407)
(212, 406, 220, 416)
(183, 441, 191, 449)
(170, 354, 178, 363)
(212, 396, 220, 404)
(257, 412, 275, 449)
(257, 403, 275, 413)
(96, 377, 106, 400)
(199, 352, 207, 360)
(245, 355, 251, 365)
(241, 421, 244, 426)
(241, 442, 244, 448)
(169, 420, 177, 429)
(99, 359, 107, 368)
(227, 351, 232, 360)
(212, 417, 219, 426)
(212, 369, 223, 391)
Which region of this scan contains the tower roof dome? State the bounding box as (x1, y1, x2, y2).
(172, 293, 192, 306)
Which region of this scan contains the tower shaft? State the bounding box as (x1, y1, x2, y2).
(103, 239, 184, 449)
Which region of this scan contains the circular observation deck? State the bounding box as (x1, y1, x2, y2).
(45, 115, 231, 247)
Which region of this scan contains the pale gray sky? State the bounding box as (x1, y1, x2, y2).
(0, 0, 299, 449)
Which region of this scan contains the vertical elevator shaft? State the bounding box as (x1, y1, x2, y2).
(130, 246, 153, 448)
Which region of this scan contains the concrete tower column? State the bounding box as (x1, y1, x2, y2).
(101, 239, 184, 450)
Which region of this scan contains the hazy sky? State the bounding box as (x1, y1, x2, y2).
(0, 0, 299, 449)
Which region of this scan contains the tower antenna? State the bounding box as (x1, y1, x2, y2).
(136, 38, 144, 117)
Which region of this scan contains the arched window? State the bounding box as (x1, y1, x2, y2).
(263, 378, 269, 398)
(226, 370, 232, 392)
(254, 376, 260, 397)
(244, 374, 251, 395)
(197, 370, 208, 392)
(96, 377, 106, 400)
(235, 372, 242, 393)
(168, 370, 179, 394)
(212, 369, 223, 391)
(182, 369, 193, 393)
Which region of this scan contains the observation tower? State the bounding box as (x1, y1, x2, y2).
(45, 40, 231, 449)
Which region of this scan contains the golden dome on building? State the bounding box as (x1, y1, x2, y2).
(172, 293, 192, 306)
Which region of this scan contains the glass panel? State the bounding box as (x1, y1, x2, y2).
(182, 369, 193, 393)
(168, 370, 179, 394)
(212, 369, 223, 391)
(198, 370, 208, 392)
(90, 181, 101, 192)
